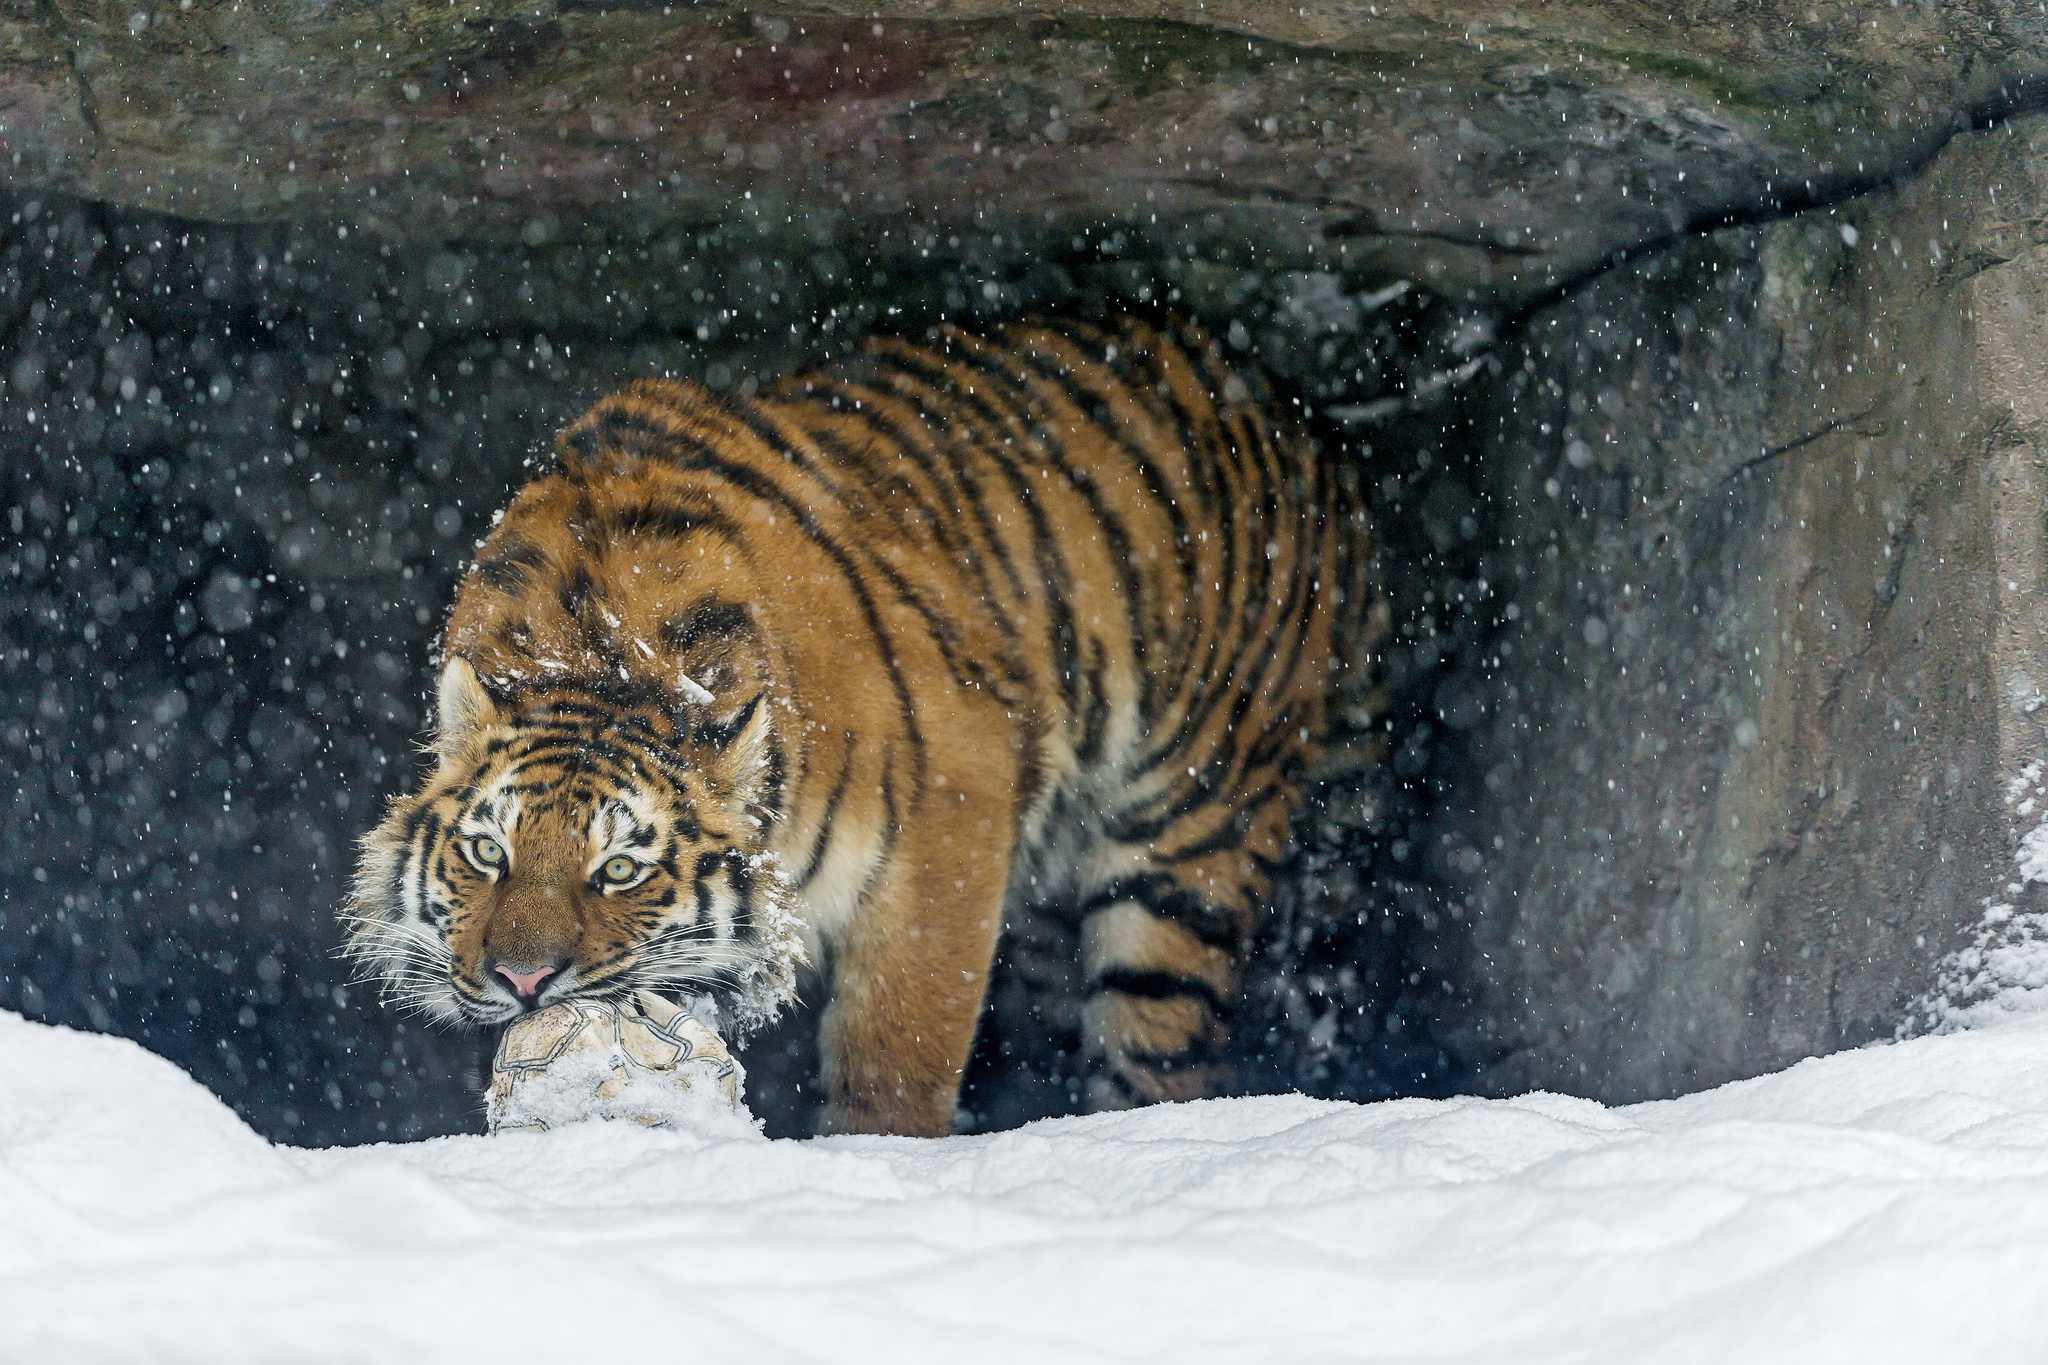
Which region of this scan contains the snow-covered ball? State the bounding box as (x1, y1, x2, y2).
(487, 992, 746, 1135)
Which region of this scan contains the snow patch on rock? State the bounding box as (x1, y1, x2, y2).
(1908, 761, 2048, 1034)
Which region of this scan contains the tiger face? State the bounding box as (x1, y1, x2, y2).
(345, 657, 801, 1028)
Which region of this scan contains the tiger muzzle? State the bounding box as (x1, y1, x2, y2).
(478, 882, 585, 1010)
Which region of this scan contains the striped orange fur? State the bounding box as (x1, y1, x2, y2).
(346, 313, 1376, 1136)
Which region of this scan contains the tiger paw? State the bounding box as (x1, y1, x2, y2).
(486, 992, 749, 1135)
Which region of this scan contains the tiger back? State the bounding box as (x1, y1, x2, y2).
(346, 312, 1375, 1136)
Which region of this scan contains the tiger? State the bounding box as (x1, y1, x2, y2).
(345, 311, 1378, 1137)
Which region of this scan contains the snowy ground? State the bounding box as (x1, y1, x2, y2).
(8, 1008, 2048, 1363)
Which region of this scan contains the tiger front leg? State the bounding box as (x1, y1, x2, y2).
(813, 849, 1009, 1137)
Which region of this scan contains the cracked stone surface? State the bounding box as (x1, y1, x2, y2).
(7, 1, 2048, 304)
(1421, 113, 2048, 1099)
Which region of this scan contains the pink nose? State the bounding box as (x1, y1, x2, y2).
(495, 964, 558, 999)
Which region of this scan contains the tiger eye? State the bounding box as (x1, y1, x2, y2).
(473, 837, 504, 866)
(603, 856, 637, 882)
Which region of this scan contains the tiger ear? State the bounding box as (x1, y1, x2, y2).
(434, 656, 498, 760)
(697, 691, 775, 813)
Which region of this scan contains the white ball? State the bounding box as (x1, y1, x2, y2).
(487, 991, 746, 1135)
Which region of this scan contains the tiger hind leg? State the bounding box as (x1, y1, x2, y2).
(1073, 772, 1310, 1111)
(1076, 873, 1247, 1110)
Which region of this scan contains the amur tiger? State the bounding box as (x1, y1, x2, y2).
(346, 312, 1377, 1136)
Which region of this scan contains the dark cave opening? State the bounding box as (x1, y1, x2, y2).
(0, 186, 1508, 1142)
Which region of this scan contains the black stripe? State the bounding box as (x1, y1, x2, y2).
(694, 690, 762, 749)
(725, 847, 754, 939)
(557, 563, 600, 619)
(693, 849, 723, 927)
(1147, 804, 1255, 865)
(564, 401, 684, 466)
(1126, 416, 1303, 783)
(661, 598, 756, 652)
(410, 809, 444, 923)
(487, 716, 698, 789)
(1089, 968, 1233, 1020)
(497, 697, 677, 736)
(601, 497, 751, 553)
(600, 403, 674, 442)
(846, 744, 900, 911)
(797, 742, 855, 887)
(1082, 874, 1240, 951)
(949, 339, 1153, 699)
(1078, 634, 1111, 765)
(1089, 316, 1226, 521)
(801, 400, 1029, 662)
(1162, 341, 1274, 727)
(980, 326, 1255, 751)
(430, 849, 466, 905)
(1060, 318, 1211, 705)
(840, 380, 1032, 605)
(498, 734, 650, 772)
(991, 338, 1160, 685)
(474, 535, 548, 592)
(794, 412, 939, 537)
(1098, 1065, 1145, 1105)
(497, 738, 661, 789)
(1242, 703, 1312, 776)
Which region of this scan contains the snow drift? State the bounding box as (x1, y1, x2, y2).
(7, 1006, 2048, 1362)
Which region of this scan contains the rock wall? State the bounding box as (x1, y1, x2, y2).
(9, 0, 2048, 307)
(1435, 114, 2048, 1100)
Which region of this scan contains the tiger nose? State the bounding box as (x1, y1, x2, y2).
(494, 962, 559, 1000)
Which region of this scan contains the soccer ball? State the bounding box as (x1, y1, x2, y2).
(486, 991, 746, 1135)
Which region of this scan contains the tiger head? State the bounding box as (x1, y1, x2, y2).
(344, 656, 802, 1031)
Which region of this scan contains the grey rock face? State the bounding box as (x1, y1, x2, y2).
(8, 1, 2048, 305)
(1436, 114, 2048, 1099)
